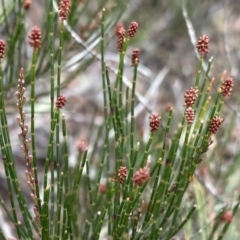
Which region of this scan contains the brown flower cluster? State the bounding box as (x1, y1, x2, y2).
(127, 21, 138, 38)
(209, 115, 224, 134)
(115, 21, 139, 52)
(99, 183, 107, 195)
(131, 48, 140, 66)
(0, 39, 5, 60)
(149, 113, 161, 132)
(115, 23, 125, 36)
(28, 27, 42, 49)
(56, 95, 67, 109)
(220, 77, 233, 97)
(221, 210, 233, 223)
(184, 87, 199, 107)
(133, 167, 149, 186)
(23, 0, 31, 10)
(76, 139, 88, 152)
(116, 25, 126, 52)
(196, 35, 209, 55)
(59, 0, 71, 21)
(118, 166, 128, 184)
(185, 107, 194, 125)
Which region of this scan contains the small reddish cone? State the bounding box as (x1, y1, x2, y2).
(116, 26, 126, 52)
(221, 210, 233, 223)
(59, 0, 71, 21)
(0, 39, 5, 59)
(220, 77, 234, 97)
(23, 0, 31, 10)
(185, 107, 194, 125)
(28, 27, 42, 49)
(76, 139, 88, 152)
(127, 21, 138, 38)
(115, 23, 125, 36)
(184, 87, 199, 107)
(118, 166, 128, 184)
(131, 49, 140, 66)
(196, 35, 209, 55)
(209, 116, 224, 134)
(133, 167, 149, 186)
(149, 113, 161, 132)
(56, 95, 67, 109)
(99, 183, 107, 195)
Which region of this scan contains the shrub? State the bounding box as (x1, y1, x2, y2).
(0, 1, 238, 240)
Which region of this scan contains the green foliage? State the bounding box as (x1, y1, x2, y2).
(0, 1, 239, 240)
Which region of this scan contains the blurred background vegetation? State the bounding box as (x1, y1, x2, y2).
(0, 0, 240, 239)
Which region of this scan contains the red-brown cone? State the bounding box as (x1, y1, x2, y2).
(118, 166, 128, 184)
(196, 35, 209, 55)
(221, 210, 233, 223)
(131, 48, 140, 66)
(76, 139, 88, 152)
(56, 95, 67, 109)
(149, 113, 161, 132)
(184, 87, 199, 107)
(133, 167, 149, 186)
(28, 27, 42, 49)
(209, 116, 224, 134)
(59, 0, 71, 21)
(185, 107, 194, 125)
(127, 21, 138, 38)
(0, 39, 5, 59)
(115, 23, 125, 36)
(220, 77, 233, 97)
(23, 0, 31, 10)
(117, 26, 126, 52)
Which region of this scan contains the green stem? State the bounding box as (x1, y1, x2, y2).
(195, 55, 203, 87)
(30, 48, 42, 218)
(43, 110, 59, 190)
(130, 65, 138, 164)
